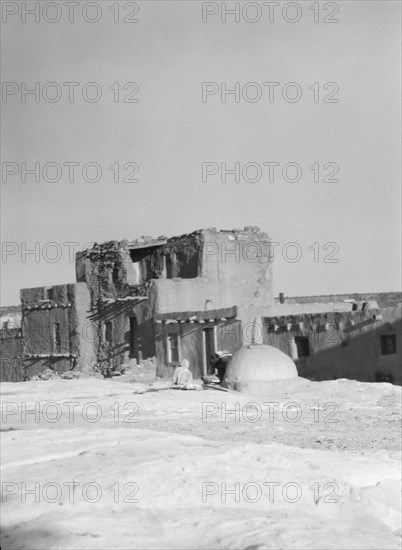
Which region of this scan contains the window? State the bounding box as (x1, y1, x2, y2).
(47, 288, 54, 301)
(53, 323, 61, 353)
(295, 336, 310, 358)
(105, 322, 113, 343)
(167, 333, 179, 363)
(165, 254, 178, 278)
(112, 267, 119, 285)
(380, 335, 396, 355)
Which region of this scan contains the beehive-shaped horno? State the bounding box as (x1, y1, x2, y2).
(221, 344, 298, 393)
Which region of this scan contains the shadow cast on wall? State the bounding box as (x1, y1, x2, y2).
(292, 318, 401, 385)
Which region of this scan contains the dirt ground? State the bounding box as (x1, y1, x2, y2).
(1, 369, 401, 550)
(97, 364, 402, 453)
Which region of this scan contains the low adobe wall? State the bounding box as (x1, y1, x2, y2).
(262, 306, 401, 384)
(20, 282, 96, 378)
(0, 330, 24, 382)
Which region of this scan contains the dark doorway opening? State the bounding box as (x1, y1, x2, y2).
(203, 327, 216, 375)
(295, 336, 310, 358)
(130, 316, 142, 362)
(380, 334, 396, 355)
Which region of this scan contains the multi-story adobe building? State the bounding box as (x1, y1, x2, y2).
(1, 227, 401, 384)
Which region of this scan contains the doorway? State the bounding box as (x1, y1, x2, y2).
(203, 326, 216, 375)
(130, 316, 142, 362)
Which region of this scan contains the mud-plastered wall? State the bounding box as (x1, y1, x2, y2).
(20, 283, 90, 378)
(155, 319, 242, 379)
(152, 229, 274, 313)
(0, 330, 24, 381)
(262, 306, 401, 384)
(201, 228, 273, 301)
(89, 298, 155, 370)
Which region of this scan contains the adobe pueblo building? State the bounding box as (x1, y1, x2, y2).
(1, 227, 401, 384)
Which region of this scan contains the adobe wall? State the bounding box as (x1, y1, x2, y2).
(155, 318, 242, 379)
(87, 298, 155, 370)
(74, 283, 97, 374)
(151, 272, 272, 315)
(216, 319, 243, 356)
(75, 235, 203, 304)
(135, 233, 203, 280)
(236, 302, 361, 347)
(76, 241, 134, 305)
(374, 306, 402, 383)
(262, 305, 401, 384)
(155, 322, 203, 379)
(281, 292, 402, 308)
(20, 283, 95, 378)
(155, 323, 167, 377)
(0, 329, 24, 382)
(75, 228, 274, 312)
(200, 228, 273, 304)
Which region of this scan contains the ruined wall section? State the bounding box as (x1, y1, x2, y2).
(76, 240, 161, 306)
(88, 298, 155, 371)
(76, 241, 160, 372)
(155, 232, 203, 279)
(152, 227, 274, 313)
(126, 233, 203, 281)
(75, 228, 273, 311)
(0, 328, 24, 381)
(76, 241, 132, 305)
(20, 283, 93, 378)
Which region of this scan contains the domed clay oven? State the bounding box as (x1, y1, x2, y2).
(221, 344, 298, 392)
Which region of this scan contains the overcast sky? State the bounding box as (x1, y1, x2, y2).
(1, 0, 401, 306)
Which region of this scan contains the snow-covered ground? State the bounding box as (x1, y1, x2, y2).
(1, 376, 401, 549)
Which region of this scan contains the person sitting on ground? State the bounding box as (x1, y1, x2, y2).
(171, 358, 193, 388)
(213, 350, 232, 384)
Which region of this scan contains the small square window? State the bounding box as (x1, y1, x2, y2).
(295, 336, 310, 357)
(380, 335, 396, 355)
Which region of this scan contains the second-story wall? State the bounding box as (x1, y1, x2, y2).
(75, 227, 274, 312)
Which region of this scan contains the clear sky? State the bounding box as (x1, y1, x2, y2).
(1, 0, 401, 306)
